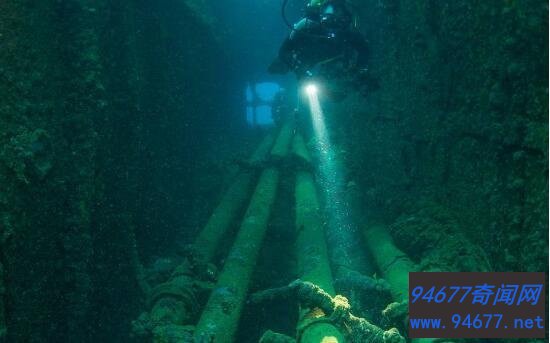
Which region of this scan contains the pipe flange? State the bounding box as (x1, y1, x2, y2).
(170, 263, 195, 278)
(296, 314, 345, 343)
(149, 280, 198, 310)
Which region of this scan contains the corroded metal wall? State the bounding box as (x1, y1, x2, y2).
(0, 1, 233, 341)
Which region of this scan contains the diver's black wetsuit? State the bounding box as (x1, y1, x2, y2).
(270, 1, 368, 80)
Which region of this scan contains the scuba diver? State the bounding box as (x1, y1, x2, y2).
(269, 0, 372, 99)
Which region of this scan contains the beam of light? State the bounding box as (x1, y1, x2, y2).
(305, 83, 318, 96)
(306, 89, 365, 276)
(305, 87, 328, 150)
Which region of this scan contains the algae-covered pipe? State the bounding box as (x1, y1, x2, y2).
(143, 132, 277, 343)
(362, 224, 415, 302)
(363, 226, 436, 343)
(193, 131, 277, 261)
(193, 121, 294, 342)
(270, 120, 295, 161)
(363, 225, 437, 343)
(293, 134, 335, 296)
(293, 133, 345, 343)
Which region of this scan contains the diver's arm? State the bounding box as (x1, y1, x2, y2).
(269, 32, 305, 75)
(278, 38, 295, 66)
(277, 19, 319, 72)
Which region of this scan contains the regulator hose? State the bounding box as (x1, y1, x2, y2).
(281, 0, 294, 30)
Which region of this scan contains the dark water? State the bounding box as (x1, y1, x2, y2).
(0, 0, 547, 342)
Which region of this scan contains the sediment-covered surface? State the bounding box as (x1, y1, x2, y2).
(0, 1, 239, 341)
(334, 0, 548, 272)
